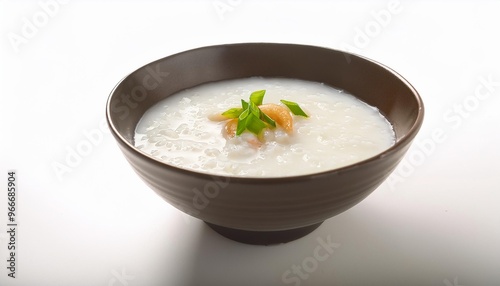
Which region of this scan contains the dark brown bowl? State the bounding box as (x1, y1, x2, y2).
(106, 43, 424, 245)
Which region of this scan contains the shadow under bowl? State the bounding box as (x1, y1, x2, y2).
(106, 43, 424, 245)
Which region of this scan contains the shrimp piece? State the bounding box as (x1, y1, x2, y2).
(223, 119, 262, 148)
(221, 103, 294, 146)
(223, 118, 238, 139)
(247, 137, 263, 148)
(208, 113, 228, 122)
(259, 103, 293, 134)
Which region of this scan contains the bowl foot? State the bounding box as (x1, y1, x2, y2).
(205, 222, 323, 245)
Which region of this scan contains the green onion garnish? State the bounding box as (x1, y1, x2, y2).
(280, 99, 309, 117)
(221, 90, 308, 136)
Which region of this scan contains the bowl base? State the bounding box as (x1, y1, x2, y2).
(205, 221, 323, 245)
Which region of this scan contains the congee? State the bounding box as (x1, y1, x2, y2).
(134, 77, 395, 177)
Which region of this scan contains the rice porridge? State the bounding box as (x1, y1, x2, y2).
(134, 77, 395, 177)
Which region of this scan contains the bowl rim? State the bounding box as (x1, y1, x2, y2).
(106, 42, 424, 183)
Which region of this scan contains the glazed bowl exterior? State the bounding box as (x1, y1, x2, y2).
(106, 43, 424, 232)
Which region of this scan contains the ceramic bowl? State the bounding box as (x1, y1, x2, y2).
(106, 43, 424, 245)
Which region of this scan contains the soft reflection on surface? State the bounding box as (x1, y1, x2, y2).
(130, 190, 499, 286)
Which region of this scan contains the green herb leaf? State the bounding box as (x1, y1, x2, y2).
(236, 108, 250, 135)
(280, 99, 309, 117)
(244, 112, 267, 135)
(226, 90, 306, 137)
(235, 98, 270, 136)
(249, 90, 266, 106)
(260, 111, 276, 128)
(241, 99, 249, 110)
(236, 117, 247, 136)
(249, 101, 261, 118)
(221, 108, 243, 119)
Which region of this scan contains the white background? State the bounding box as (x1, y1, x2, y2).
(1, 1, 500, 285)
